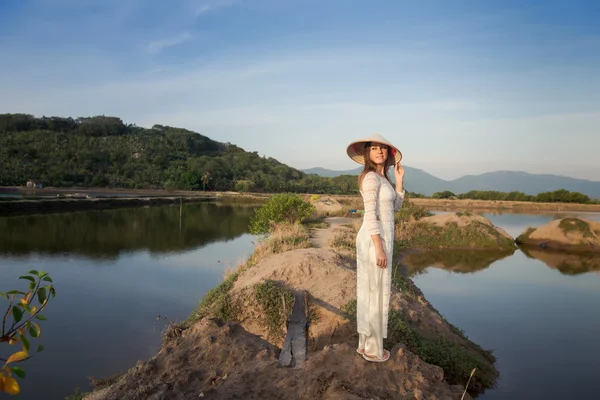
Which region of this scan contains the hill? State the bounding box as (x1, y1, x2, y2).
(0, 113, 356, 194)
(303, 166, 449, 195)
(304, 167, 600, 199)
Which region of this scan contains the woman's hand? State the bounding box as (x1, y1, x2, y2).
(394, 161, 405, 192)
(375, 247, 387, 269)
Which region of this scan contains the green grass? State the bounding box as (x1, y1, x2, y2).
(254, 279, 294, 339)
(395, 198, 433, 223)
(515, 227, 536, 244)
(398, 221, 515, 251)
(455, 211, 473, 217)
(558, 218, 593, 238)
(186, 271, 241, 326)
(391, 271, 419, 299)
(341, 298, 357, 320)
(303, 217, 330, 229)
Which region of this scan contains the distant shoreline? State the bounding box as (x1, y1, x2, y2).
(409, 197, 600, 213)
(1, 186, 599, 216)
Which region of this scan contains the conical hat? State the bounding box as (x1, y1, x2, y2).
(346, 133, 402, 165)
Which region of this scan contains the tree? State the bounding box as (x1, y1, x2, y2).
(433, 190, 456, 199)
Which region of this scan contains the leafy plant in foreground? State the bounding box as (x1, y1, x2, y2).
(249, 193, 315, 235)
(0, 270, 55, 395)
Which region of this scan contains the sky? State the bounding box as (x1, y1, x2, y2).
(1, 0, 599, 181)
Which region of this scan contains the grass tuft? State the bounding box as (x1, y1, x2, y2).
(248, 222, 312, 266)
(186, 271, 241, 326)
(303, 217, 330, 229)
(515, 227, 536, 244)
(558, 218, 593, 238)
(341, 299, 357, 320)
(254, 279, 294, 340)
(329, 228, 356, 252)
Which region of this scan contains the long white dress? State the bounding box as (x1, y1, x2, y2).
(355, 171, 405, 359)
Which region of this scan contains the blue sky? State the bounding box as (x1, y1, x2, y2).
(1, 0, 599, 180)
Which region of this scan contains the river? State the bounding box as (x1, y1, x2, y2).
(0, 206, 599, 399)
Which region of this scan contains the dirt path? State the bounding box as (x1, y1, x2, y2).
(310, 216, 354, 248)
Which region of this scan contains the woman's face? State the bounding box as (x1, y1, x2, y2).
(368, 143, 388, 165)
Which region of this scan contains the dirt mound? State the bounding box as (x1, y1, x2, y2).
(397, 212, 515, 251)
(309, 195, 343, 216)
(85, 318, 468, 400)
(516, 217, 600, 252)
(230, 247, 497, 394)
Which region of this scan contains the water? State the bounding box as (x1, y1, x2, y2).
(1, 207, 599, 399)
(0, 203, 258, 399)
(409, 210, 600, 399)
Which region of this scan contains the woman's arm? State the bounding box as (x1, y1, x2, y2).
(393, 174, 405, 211)
(361, 173, 387, 268)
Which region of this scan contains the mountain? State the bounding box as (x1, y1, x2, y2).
(303, 166, 449, 195)
(303, 167, 600, 199)
(0, 113, 354, 194)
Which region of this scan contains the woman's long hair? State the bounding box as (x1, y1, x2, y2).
(358, 142, 395, 190)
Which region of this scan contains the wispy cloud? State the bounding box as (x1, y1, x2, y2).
(195, 4, 212, 16)
(147, 32, 192, 54)
(195, 0, 237, 18)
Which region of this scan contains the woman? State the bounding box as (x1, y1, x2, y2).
(346, 133, 405, 363)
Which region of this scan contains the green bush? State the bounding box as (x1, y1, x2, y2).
(249, 193, 315, 235)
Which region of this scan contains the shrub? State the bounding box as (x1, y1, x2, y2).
(1, 270, 55, 395)
(249, 193, 315, 235)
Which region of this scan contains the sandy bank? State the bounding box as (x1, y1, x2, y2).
(516, 217, 600, 253)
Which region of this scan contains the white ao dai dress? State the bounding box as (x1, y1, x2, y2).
(355, 171, 405, 359)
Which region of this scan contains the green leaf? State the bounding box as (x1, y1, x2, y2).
(0, 292, 7, 300)
(19, 276, 35, 283)
(42, 276, 53, 283)
(36, 344, 44, 353)
(12, 306, 23, 323)
(28, 324, 40, 338)
(6, 290, 25, 295)
(11, 366, 26, 379)
(28, 270, 39, 276)
(19, 334, 30, 352)
(37, 288, 47, 304)
(29, 282, 36, 290)
(35, 314, 47, 321)
(22, 303, 31, 314)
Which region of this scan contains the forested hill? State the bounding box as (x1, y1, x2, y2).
(0, 113, 356, 193)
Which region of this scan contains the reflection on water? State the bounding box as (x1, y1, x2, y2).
(0, 202, 256, 259)
(401, 249, 515, 275)
(0, 202, 258, 400)
(520, 246, 600, 275)
(402, 247, 600, 277)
